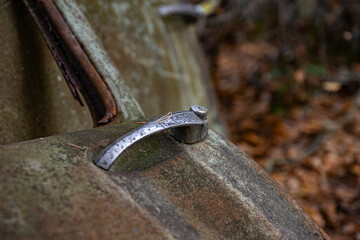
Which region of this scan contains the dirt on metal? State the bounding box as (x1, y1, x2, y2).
(0, 123, 330, 239)
(23, 0, 116, 125)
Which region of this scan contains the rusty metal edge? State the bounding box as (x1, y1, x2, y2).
(22, 0, 117, 125)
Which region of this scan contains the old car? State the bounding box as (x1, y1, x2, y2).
(0, 0, 329, 239)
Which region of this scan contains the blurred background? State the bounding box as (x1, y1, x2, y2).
(197, 0, 360, 239)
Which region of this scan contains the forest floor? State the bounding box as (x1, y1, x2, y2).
(209, 40, 360, 239)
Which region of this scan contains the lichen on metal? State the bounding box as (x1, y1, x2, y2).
(0, 1, 92, 144)
(54, 0, 145, 121)
(22, 0, 118, 125)
(0, 123, 330, 239)
(70, 0, 226, 134)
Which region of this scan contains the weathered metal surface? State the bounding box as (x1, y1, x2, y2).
(0, 124, 330, 239)
(0, 1, 331, 238)
(23, 0, 116, 125)
(0, 0, 226, 144)
(70, 0, 226, 133)
(158, 3, 205, 20)
(158, 0, 219, 19)
(0, 1, 92, 144)
(94, 105, 209, 170)
(53, 0, 145, 122)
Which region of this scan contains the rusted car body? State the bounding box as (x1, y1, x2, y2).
(0, 0, 329, 239)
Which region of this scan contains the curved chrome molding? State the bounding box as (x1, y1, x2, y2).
(93, 105, 209, 170)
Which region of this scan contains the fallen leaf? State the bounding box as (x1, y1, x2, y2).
(321, 201, 342, 227)
(294, 69, 306, 84)
(334, 185, 358, 203)
(350, 164, 360, 176)
(286, 177, 301, 195)
(323, 81, 342, 92)
(300, 118, 325, 134)
(242, 132, 265, 146)
(303, 204, 326, 227)
(323, 153, 344, 176)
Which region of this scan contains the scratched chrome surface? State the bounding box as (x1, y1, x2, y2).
(94, 106, 208, 170)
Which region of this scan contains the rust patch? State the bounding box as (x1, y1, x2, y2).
(22, 0, 116, 125)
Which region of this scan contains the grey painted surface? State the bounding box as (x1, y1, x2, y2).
(0, 2, 330, 239)
(73, 0, 226, 133)
(0, 124, 329, 239)
(0, 1, 92, 144)
(0, 0, 226, 144)
(54, 0, 145, 121)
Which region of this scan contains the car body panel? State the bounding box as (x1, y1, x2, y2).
(0, 124, 329, 239)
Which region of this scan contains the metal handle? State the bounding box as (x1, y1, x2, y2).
(158, 4, 205, 20)
(157, 1, 220, 19)
(93, 105, 209, 170)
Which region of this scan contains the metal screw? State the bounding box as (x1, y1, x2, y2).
(190, 105, 208, 119)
